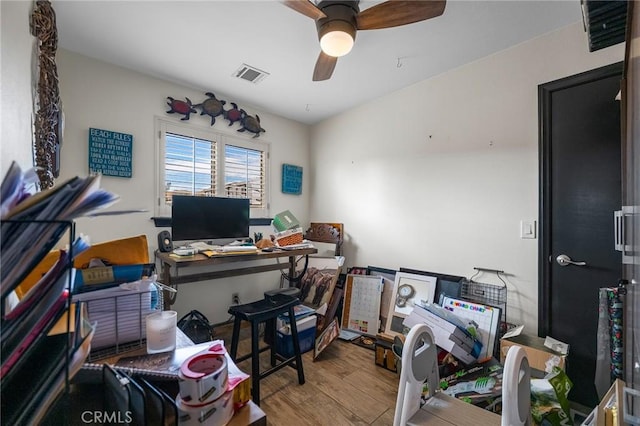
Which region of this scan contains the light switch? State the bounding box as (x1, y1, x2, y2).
(520, 220, 536, 239)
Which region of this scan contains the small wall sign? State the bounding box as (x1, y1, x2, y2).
(88, 127, 133, 178)
(282, 163, 303, 195)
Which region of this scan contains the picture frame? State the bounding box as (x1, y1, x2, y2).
(399, 267, 464, 305)
(341, 274, 383, 337)
(367, 266, 397, 333)
(384, 271, 437, 337)
(313, 317, 340, 360)
(281, 163, 303, 195)
(297, 256, 342, 313)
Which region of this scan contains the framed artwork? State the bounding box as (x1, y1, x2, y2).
(314, 317, 340, 360)
(347, 266, 368, 275)
(399, 267, 464, 305)
(297, 256, 342, 313)
(281, 163, 302, 195)
(384, 271, 437, 337)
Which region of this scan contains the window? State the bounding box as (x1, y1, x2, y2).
(156, 119, 269, 218)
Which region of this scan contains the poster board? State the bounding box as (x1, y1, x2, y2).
(341, 275, 383, 336)
(441, 296, 501, 359)
(367, 266, 397, 333)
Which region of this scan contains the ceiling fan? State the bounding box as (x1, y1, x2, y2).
(283, 0, 446, 81)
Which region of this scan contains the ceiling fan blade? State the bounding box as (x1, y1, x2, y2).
(313, 52, 338, 81)
(356, 0, 446, 30)
(282, 0, 327, 20)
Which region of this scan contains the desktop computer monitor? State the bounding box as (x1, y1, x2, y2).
(171, 195, 250, 244)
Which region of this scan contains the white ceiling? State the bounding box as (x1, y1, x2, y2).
(53, 0, 583, 125)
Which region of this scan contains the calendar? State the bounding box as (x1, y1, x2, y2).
(342, 275, 383, 336)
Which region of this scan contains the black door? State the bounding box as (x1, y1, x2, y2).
(539, 63, 622, 407)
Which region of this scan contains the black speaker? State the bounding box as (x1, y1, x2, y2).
(157, 231, 173, 252)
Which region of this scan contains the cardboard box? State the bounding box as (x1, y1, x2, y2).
(374, 335, 398, 372)
(500, 333, 566, 374)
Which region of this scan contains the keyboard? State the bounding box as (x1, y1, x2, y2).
(188, 241, 221, 252)
(217, 245, 258, 253)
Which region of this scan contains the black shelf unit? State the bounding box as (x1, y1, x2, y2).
(0, 219, 78, 425)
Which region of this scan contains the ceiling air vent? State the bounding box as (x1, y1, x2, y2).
(581, 0, 628, 52)
(233, 64, 269, 84)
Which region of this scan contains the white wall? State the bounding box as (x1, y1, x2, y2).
(56, 49, 310, 324)
(1, 1, 35, 176)
(309, 22, 624, 333)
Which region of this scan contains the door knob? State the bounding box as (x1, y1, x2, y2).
(556, 254, 587, 267)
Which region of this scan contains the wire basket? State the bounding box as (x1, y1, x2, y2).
(73, 283, 164, 361)
(461, 279, 506, 309)
(460, 278, 513, 335)
(274, 227, 303, 246)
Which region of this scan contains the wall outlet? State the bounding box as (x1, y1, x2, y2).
(232, 293, 240, 305)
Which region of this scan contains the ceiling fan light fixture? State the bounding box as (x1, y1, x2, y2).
(319, 20, 356, 57)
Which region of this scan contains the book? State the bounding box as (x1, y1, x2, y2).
(81, 341, 250, 387)
(272, 210, 300, 232)
(110, 341, 217, 379)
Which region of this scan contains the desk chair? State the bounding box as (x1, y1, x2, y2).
(266, 222, 345, 296)
(228, 293, 305, 406)
(394, 323, 531, 426)
(303, 222, 344, 256)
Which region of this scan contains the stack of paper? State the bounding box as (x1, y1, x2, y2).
(72, 283, 158, 349)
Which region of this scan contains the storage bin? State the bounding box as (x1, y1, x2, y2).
(274, 227, 303, 246)
(276, 314, 316, 358)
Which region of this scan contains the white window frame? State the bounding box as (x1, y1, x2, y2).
(155, 117, 270, 218)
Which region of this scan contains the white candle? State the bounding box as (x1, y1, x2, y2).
(146, 310, 177, 354)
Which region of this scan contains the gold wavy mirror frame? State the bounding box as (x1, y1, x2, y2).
(31, 0, 61, 189)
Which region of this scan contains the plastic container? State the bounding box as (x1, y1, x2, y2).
(276, 315, 316, 358)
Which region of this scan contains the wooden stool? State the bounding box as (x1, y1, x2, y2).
(228, 293, 305, 405)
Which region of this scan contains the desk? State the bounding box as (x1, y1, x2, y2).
(407, 393, 500, 425)
(156, 248, 317, 307)
(76, 330, 267, 426)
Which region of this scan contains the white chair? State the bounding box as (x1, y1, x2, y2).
(394, 323, 531, 426)
(501, 345, 531, 426)
(393, 324, 439, 426)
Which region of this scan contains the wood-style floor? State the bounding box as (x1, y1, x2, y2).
(215, 323, 400, 426)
